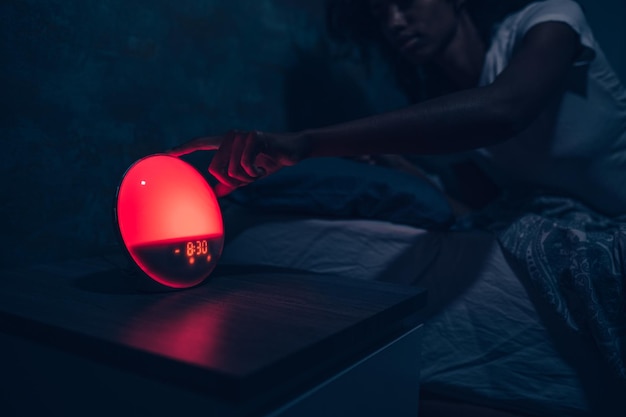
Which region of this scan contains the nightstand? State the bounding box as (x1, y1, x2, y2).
(0, 257, 426, 417)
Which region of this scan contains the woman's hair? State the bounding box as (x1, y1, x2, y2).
(325, 0, 541, 101)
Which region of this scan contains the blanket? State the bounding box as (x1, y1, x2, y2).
(455, 193, 626, 379)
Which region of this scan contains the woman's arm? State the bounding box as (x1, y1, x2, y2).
(304, 21, 581, 157)
(170, 21, 581, 194)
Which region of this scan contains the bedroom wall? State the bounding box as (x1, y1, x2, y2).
(578, 0, 626, 81)
(1, 0, 624, 269)
(0, 0, 405, 269)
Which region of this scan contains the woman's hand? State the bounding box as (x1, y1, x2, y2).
(168, 130, 309, 196)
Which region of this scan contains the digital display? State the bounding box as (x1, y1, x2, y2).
(116, 154, 224, 289)
(186, 240, 210, 258)
(130, 236, 222, 286)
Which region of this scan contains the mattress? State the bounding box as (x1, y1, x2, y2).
(219, 203, 625, 417)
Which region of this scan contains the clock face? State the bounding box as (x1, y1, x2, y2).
(115, 154, 224, 288)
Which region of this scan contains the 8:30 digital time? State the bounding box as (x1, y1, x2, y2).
(186, 240, 208, 257)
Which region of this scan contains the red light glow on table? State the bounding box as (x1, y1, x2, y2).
(116, 154, 224, 288)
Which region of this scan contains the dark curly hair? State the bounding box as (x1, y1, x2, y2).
(325, 0, 542, 102)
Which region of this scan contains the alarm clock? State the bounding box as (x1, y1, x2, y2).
(114, 154, 224, 290)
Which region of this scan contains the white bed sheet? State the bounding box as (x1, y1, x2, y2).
(219, 213, 625, 417)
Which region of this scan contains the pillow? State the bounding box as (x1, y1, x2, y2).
(224, 157, 454, 229)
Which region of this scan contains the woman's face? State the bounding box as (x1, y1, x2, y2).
(369, 0, 462, 63)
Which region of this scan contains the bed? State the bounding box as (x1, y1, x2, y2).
(212, 157, 626, 417)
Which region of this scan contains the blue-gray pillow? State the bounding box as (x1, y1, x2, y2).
(225, 157, 453, 229)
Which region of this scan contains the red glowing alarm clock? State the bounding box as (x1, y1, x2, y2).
(115, 154, 224, 289)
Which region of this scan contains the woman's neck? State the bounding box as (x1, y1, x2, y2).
(434, 11, 486, 89)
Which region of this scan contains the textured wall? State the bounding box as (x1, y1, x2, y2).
(578, 0, 626, 80)
(1, 0, 624, 269)
(0, 0, 404, 268)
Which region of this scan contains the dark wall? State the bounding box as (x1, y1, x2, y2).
(578, 0, 626, 79)
(0, 0, 406, 269)
(1, 0, 624, 269)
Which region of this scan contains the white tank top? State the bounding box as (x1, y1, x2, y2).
(475, 0, 626, 216)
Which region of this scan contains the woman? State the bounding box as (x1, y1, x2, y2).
(170, 0, 626, 380)
(170, 0, 626, 218)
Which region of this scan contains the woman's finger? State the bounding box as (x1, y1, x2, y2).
(214, 182, 236, 197)
(227, 131, 259, 182)
(209, 131, 245, 190)
(254, 153, 282, 177)
(167, 136, 222, 156)
(240, 131, 264, 178)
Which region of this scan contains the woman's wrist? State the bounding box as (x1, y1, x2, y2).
(265, 130, 314, 165)
(292, 130, 314, 162)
